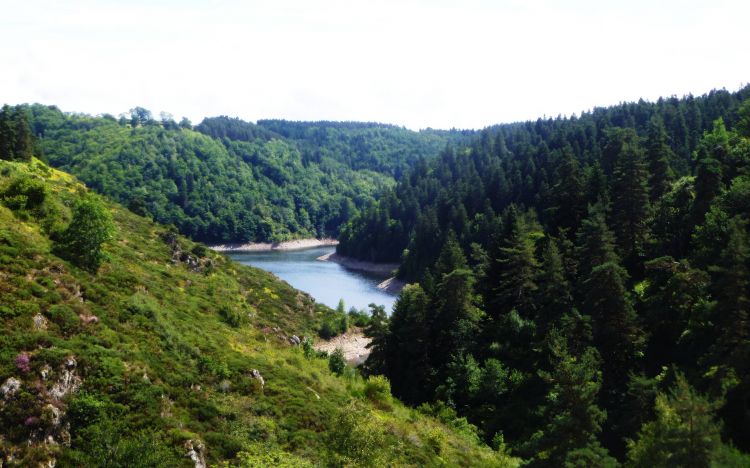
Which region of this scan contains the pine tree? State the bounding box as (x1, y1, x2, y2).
(523, 330, 616, 467)
(692, 119, 729, 225)
(362, 304, 389, 376)
(708, 216, 750, 367)
(645, 116, 675, 202)
(0, 104, 15, 160)
(547, 146, 585, 234)
(626, 374, 724, 468)
(430, 268, 482, 375)
(483, 209, 539, 318)
(575, 203, 618, 280)
(12, 106, 33, 161)
(611, 134, 650, 264)
(534, 237, 573, 337)
(383, 284, 431, 404)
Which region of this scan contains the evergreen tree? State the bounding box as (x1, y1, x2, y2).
(547, 147, 585, 234)
(692, 120, 730, 226)
(575, 203, 618, 281)
(430, 268, 482, 375)
(534, 237, 573, 337)
(611, 133, 650, 265)
(0, 104, 15, 160)
(362, 304, 389, 376)
(483, 209, 539, 319)
(708, 216, 750, 366)
(626, 374, 724, 468)
(645, 116, 675, 202)
(12, 106, 33, 161)
(383, 284, 431, 404)
(524, 330, 615, 467)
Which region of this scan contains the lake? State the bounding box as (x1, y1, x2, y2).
(228, 246, 397, 313)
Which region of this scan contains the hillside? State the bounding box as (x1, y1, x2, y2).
(25, 107, 469, 245)
(0, 158, 517, 466)
(343, 88, 750, 465)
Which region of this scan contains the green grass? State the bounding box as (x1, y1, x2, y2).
(0, 158, 518, 467)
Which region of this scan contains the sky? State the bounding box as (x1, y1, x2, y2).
(1, 0, 748, 130)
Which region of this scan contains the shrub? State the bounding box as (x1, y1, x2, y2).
(328, 348, 346, 376)
(46, 304, 79, 335)
(219, 305, 245, 327)
(364, 375, 392, 410)
(301, 337, 314, 359)
(1, 176, 46, 211)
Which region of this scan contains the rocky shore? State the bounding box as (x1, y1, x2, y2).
(209, 238, 338, 252)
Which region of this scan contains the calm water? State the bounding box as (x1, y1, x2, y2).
(228, 247, 397, 313)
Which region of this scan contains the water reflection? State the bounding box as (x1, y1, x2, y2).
(228, 246, 396, 313)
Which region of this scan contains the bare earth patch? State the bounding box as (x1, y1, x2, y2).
(314, 329, 372, 366)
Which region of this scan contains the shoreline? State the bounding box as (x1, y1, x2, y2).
(377, 276, 406, 294)
(316, 251, 399, 276)
(209, 238, 338, 253)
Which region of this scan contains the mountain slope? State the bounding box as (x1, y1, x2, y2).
(26, 107, 469, 245)
(0, 158, 517, 466)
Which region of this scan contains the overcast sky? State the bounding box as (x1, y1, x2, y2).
(1, 0, 748, 129)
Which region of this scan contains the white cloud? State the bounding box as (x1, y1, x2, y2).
(1, 0, 748, 129)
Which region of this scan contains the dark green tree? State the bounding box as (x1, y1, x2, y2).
(524, 330, 616, 467)
(626, 373, 725, 468)
(361, 303, 389, 376)
(383, 284, 431, 404)
(12, 107, 33, 161)
(53, 196, 115, 272)
(611, 132, 650, 264)
(645, 116, 675, 202)
(0, 104, 15, 160)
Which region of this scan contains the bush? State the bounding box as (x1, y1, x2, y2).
(301, 337, 314, 359)
(1, 176, 46, 211)
(219, 305, 245, 327)
(364, 375, 392, 410)
(46, 304, 79, 335)
(328, 348, 346, 376)
(348, 307, 371, 327)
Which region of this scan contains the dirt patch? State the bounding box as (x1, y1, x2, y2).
(314, 329, 372, 366)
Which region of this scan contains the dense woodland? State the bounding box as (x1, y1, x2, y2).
(341, 87, 750, 465)
(24, 107, 469, 244)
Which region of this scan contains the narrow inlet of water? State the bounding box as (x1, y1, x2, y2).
(228, 246, 397, 313)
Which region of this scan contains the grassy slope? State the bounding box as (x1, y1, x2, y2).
(0, 159, 517, 467)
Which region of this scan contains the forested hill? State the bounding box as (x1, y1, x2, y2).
(254, 119, 474, 177)
(0, 157, 518, 466)
(347, 86, 750, 465)
(22, 106, 468, 244)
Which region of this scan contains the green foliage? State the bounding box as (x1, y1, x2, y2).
(325, 403, 388, 467)
(356, 91, 750, 462)
(29, 106, 468, 244)
(45, 303, 80, 335)
(328, 348, 346, 376)
(363, 375, 392, 410)
(626, 374, 725, 467)
(0, 105, 33, 161)
(219, 304, 245, 328)
(53, 195, 114, 272)
(1, 175, 46, 211)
